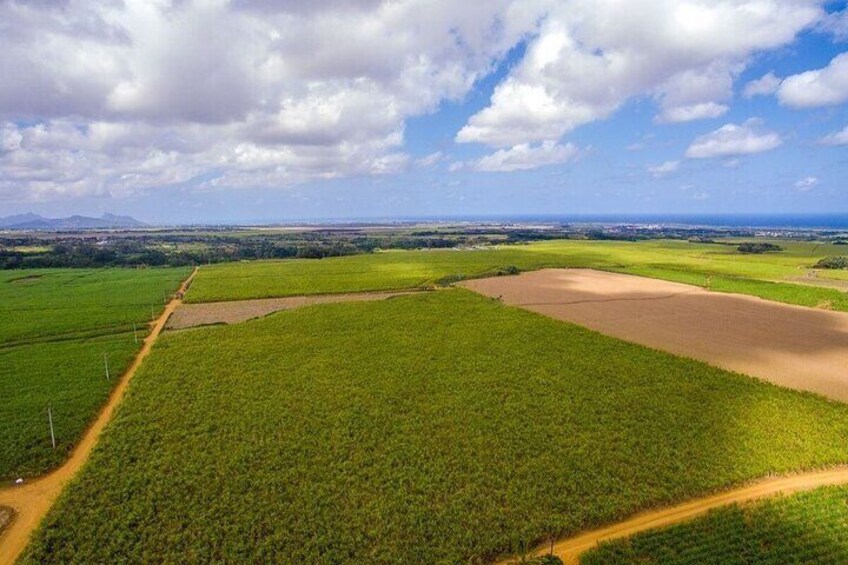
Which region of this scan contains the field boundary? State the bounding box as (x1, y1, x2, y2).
(0, 267, 197, 565)
(497, 466, 848, 565)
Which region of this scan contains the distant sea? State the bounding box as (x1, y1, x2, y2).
(387, 214, 848, 229)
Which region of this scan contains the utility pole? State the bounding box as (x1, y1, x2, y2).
(104, 352, 110, 380)
(133, 322, 139, 344)
(48, 406, 56, 449)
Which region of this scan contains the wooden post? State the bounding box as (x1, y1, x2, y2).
(48, 406, 56, 449)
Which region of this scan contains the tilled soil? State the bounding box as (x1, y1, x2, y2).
(462, 268, 848, 402)
(166, 291, 420, 329)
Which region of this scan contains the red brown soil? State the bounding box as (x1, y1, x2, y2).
(462, 269, 848, 402)
(166, 291, 419, 329)
(0, 268, 197, 565)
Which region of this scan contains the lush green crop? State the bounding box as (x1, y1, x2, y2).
(0, 267, 190, 346)
(186, 240, 848, 312)
(0, 267, 190, 480)
(24, 291, 848, 563)
(581, 485, 848, 564)
(0, 334, 137, 479)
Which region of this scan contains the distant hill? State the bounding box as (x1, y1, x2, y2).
(0, 213, 146, 230)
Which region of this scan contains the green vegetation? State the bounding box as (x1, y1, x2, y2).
(24, 292, 848, 563)
(582, 485, 848, 565)
(0, 267, 189, 480)
(187, 240, 848, 312)
(736, 242, 782, 254)
(815, 256, 848, 270)
(0, 268, 190, 345)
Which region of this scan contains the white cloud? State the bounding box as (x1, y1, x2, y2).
(795, 176, 818, 191)
(686, 119, 782, 159)
(743, 72, 782, 98)
(647, 160, 680, 177)
(471, 141, 579, 172)
(0, 0, 544, 200)
(458, 0, 824, 147)
(415, 151, 444, 168)
(818, 9, 848, 41)
(656, 103, 728, 124)
(820, 125, 848, 146)
(778, 52, 848, 107)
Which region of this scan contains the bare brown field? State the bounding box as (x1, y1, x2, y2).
(462, 269, 848, 402)
(166, 291, 420, 329)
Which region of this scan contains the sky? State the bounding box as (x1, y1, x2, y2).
(0, 0, 847, 224)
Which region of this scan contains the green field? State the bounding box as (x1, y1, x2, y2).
(582, 485, 848, 564)
(24, 291, 848, 563)
(0, 268, 189, 345)
(0, 267, 189, 480)
(186, 240, 848, 312)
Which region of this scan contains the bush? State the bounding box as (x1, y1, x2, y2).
(737, 242, 782, 254)
(815, 256, 848, 270)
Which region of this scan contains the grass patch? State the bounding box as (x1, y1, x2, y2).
(0, 267, 189, 479)
(0, 334, 138, 480)
(24, 291, 848, 563)
(186, 240, 848, 313)
(582, 485, 848, 564)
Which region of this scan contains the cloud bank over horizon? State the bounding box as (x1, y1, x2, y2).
(0, 0, 845, 219)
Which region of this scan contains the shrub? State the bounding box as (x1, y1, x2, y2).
(815, 256, 848, 270)
(737, 242, 782, 254)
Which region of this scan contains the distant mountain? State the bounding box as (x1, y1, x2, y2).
(0, 213, 43, 228)
(0, 213, 146, 230)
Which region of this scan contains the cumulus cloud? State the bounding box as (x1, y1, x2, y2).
(656, 103, 728, 124)
(820, 125, 848, 146)
(647, 160, 680, 177)
(458, 0, 824, 147)
(743, 72, 782, 98)
(470, 141, 579, 172)
(778, 52, 848, 107)
(818, 9, 848, 41)
(0, 0, 839, 199)
(415, 151, 444, 168)
(0, 0, 543, 200)
(685, 119, 782, 159)
(795, 176, 818, 191)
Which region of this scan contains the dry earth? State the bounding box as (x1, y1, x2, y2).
(166, 291, 420, 329)
(462, 269, 848, 402)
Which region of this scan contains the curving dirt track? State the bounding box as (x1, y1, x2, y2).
(462, 268, 848, 402)
(0, 268, 197, 565)
(498, 466, 848, 564)
(166, 290, 419, 329)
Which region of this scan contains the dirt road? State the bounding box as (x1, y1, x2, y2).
(0, 268, 197, 565)
(167, 290, 418, 329)
(462, 269, 848, 402)
(498, 466, 848, 564)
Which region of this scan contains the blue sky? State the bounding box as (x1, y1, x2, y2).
(0, 1, 846, 223)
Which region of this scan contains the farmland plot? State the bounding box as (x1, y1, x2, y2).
(0, 267, 190, 480)
(24, 291, 848, 563)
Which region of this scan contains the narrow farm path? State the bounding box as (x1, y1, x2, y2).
(0, 267, 198, 565)
(498, 466, 848, 565)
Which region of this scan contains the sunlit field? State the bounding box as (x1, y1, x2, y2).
(24, 291, 848, 563)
